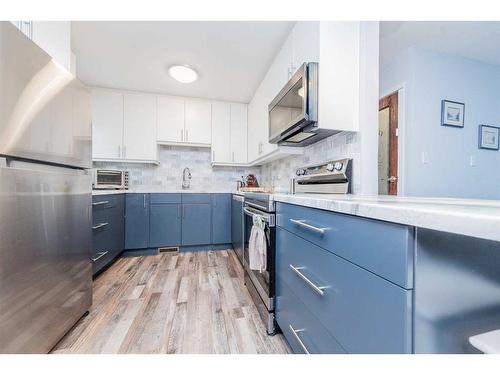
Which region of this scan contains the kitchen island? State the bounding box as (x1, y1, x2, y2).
(272, 193, 500, 354)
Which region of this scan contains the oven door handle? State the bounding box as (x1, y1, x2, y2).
(243, 206, 275, 227)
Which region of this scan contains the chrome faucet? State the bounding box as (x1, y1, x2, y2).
(182, 167, 192, 189)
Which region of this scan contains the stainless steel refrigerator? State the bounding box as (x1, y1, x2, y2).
(0, 22, 92, 353)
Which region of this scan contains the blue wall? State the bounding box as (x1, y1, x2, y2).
(380, 47, 500, 200)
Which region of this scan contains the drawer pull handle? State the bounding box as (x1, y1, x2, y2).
(91, 251, 109, 262)
(289, 324, 310, 354)
(92, 201, 109, 206)
(289, 219, 327, 235)
(290, 264, 327, 296)
(92, 222, 109, 230)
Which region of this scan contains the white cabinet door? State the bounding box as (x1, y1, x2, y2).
(185, 98, 211, 145)
(123, 93, 157, 161)
(230, 103, 247, 163)
(157, 95, 185, 143)
(91, 89, 123, 160)
(211, 101, 231, 163)
(291, 22, 320, 75)
(31, 21, 71, 71)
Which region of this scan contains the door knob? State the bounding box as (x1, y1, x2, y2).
(388, 176, 398, 183)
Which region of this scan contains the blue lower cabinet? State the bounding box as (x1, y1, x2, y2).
(92, 194, 125, 275)
(276, 227, 412, 353)
(181, 203, 212, 246)
(276, 277, 346, 354)
(149, 204, 182, 247)
(212, 194, 231, 244)
(125, 193, 150, 249)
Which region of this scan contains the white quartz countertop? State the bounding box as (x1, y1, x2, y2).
(273, 193, 500, 242)
(92, 189, 233, 196)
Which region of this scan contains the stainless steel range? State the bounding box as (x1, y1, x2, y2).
(243, 192, 276, 335)
(291, 158, 352, 194)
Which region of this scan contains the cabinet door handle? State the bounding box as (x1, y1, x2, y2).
(92, 222, 109, 230)
(289, 264, 327, 296)
(178, 205, 181, 219)
(289, 219, 327, 235)
(92, 201, 109, 206)
(91, 251, 109, 262)
(186, 129, 189, 142)
(182, 205, 185, 219)
(118, 145, 122, 158)
(289, 324, 310, 354)
(181, 129, 184, 142)
(143, 194, 146, 209)
(123, 145, 127, 158)
(212, 150, 215, 161)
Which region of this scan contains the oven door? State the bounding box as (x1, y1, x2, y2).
(243, 205, 275, 310)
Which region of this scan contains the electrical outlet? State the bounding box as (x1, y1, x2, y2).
(470, 155, 476, 167)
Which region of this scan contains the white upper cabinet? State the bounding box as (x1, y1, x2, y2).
(211, 101, 231, 163)
(157, 95, 185, 143)
(291, 21, 320, 76)
(211, 101, 248, 165)
(123, 92, 157, 162)
(91, 88, 158, 163)
(91, 89, 124, 160)
(185, 99, 212, 145)
(230, 103, 247, 163)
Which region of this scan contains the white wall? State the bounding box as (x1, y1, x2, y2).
(380, 47, 500, 200)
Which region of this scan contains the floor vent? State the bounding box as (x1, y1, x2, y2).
(158, 247, 179, 253)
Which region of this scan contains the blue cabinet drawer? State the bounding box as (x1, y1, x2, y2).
(92, 194, 122, 210)
(276, 277, 346, 354)
(276, 227, 412, 353)
(182, 193, 211, 204)
(276, 202, 414, 288)
(150, 193, 181, 204)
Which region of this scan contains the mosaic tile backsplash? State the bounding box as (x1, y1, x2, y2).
(259, 132, 362, 194)
(94, 132, 361, 193)
(93, 145, 260, 192)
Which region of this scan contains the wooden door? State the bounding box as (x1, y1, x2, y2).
(378, 92, 398, 195)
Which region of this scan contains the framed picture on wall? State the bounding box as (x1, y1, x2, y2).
(478, 125, 499, 150)
(441, 100, 465, 128)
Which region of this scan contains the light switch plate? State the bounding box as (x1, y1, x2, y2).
(421, 151, 429, 164)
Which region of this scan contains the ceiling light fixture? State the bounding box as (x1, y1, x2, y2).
(168, 65, 198, 83)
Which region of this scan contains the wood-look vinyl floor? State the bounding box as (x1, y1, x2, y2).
(51, 250, 290, 354)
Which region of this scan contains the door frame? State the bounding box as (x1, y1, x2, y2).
(379, 84, 406, 196)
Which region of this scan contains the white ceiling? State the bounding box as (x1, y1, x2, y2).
(380, 21, 500, 67)
(71, 21, 294, 103)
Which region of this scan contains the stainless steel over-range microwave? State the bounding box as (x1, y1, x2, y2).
(93, 169, 129, 190)
(268, 62, 319, 146)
